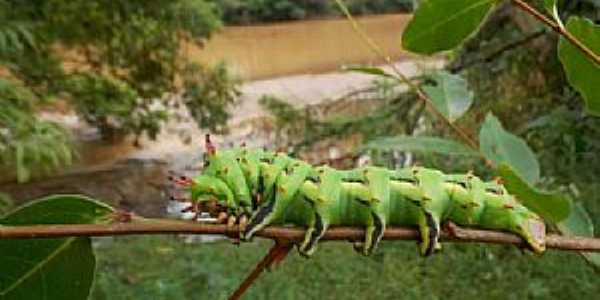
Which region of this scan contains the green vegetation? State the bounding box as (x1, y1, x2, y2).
(92, 236, 600, 300)
(0, 79, 74, 182)
(0, 0, 239, 182)
(213, 0, 413, 25)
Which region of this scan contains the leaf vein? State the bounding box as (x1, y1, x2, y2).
(0, 238, 75, 296)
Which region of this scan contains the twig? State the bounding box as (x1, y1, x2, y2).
(333, 0, 486, 161)
(228, 241, 293, 300)
(1, 220, 599, 252)
(511, 0, 600, 66)
(448, 29, 547, 73)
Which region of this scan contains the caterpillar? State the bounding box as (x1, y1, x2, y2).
(168, 135, 546, 257)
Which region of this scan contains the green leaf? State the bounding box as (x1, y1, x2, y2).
(0, 195, 114, 300)
(557, 202, 600, 268)
(558, 17, 600, 116)
(402, 0, 497, 54)
(558, 202, 593, 237)
(422, 71, 473, 122)
(479, 113, 540, 184)
(15, 24, 36, 51)
(543, 0, 555, 11)
(582, 253, 600, 270)
(343, 65, 395, 79)
(497, 163, 571, 223)
(364, 136, 478, 156)
(543, 0, 564, 29)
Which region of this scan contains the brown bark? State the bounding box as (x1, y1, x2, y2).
(0, 219, 598, 252)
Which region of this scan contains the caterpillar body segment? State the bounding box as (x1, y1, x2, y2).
(243, 158, 314, 241)
(443, 174, 546, 253)
(408, 168, 451, 255)
(203, 150, 253, 215)
(233, 149, 264, 208)
(181, 146, 546, 257)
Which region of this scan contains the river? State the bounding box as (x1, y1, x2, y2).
(188, 14, 413, 80)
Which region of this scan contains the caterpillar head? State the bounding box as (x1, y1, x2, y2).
(166, 173, 196, 220)
(189, 175, 236, 217)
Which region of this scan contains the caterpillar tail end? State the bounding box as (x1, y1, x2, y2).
(521, 218, 546, 254)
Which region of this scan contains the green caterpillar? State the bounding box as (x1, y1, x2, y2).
(172, 137, 546, 257)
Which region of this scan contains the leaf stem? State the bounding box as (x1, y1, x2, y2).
(510, 0, 600, 66)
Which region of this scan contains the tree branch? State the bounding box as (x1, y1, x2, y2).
(0, 218, 598, 252)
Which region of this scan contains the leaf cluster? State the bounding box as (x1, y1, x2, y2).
(182, 62, 241, 134)
(0, 79, 74, 182)
(0, 0, 241, 181)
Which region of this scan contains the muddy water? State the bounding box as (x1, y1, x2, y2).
(188, 14, 412, 80)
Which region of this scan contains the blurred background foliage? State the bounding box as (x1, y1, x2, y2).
(0, 78, 74, 182)
(212, 0, 413, 24)
(0, 0, 239, 182)
(91, 236, 599, 300)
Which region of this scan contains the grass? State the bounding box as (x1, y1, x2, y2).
(91, 235, 599, 300)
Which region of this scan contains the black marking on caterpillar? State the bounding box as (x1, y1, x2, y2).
(301, 213, 325, 257)
(244, 197, 276, 239)
(424, 212, 438, 257)
(369, 213, 385, 255)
